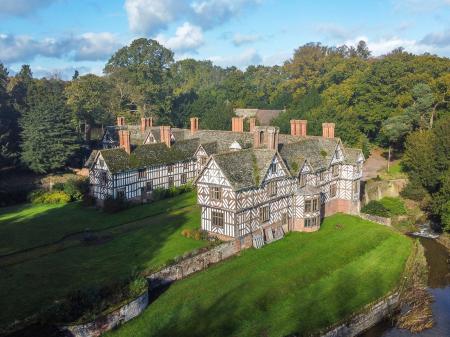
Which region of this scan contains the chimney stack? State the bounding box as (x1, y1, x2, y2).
(190, 117, 199, 135)
(160, 126, 171, 148)
(299, 120, 307, 137)
(290, 120, 296, 136)
(249, 117, 256, 133)
(322, 123, 335, 139)
(232, 117, 244, 132)
(117, 116, 125, 126)
(141, 117, 152, 133)
(267, 127, 279, 151)
(119, 130, 131, 154)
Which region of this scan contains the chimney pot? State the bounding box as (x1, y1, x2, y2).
(119, 130, 131, 154)
(117, 116, 125, 127)
(160, 126, 171, 148)
(190, 117, 199, 135)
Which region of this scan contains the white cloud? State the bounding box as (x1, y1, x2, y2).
(420, 29, 450, 47)
(157, 22, 204, 52)
(343, 35, 448, 56)
(74, 33, 122, 61)
(124, 0, 188, 35)
(0, 32, 122, 64)
(209, 48, 262, 68)
(232, 33, 261, 46)
(190, 0, 260, 29)
(124, 0, 260, 35)
(0, 0, 56, 17)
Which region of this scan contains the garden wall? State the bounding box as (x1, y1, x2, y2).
(320, 292, 400, 337)
(362, 179, 407, 205)
(147, 234, 253, 288)
(60, 291, 149, 337)
(360, 213, 391, 226)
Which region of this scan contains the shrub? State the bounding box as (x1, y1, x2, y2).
(401, 180, 428, 201)
(361, 200, 390, 217)
(128, 276, 147, 298)
(181, 228, 207, 240)
(30, 190, 71, 204)
(103, 196, 128, 213)
(152, 183, 194, 201)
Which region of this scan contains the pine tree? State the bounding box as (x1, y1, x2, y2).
(20, 79, 79, 173)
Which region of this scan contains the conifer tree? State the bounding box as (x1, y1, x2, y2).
(20, 79, 79, 173)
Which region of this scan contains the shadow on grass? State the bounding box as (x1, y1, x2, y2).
(1, 206, 203, 335)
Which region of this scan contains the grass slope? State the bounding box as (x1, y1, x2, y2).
(0, 192, 196, 255)
(0, 192, 207, 327)
(107, 214, 412, 337)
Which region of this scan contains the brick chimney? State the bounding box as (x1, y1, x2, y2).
(267, 127, 279, 150)
(190, 117, 199, 135)
(141, 117, 152, 133)
(249, 117, 256, 133)
(160, 126, 171, 148)
(290, 120, 296, 136)
(322, 123, 335, 138)
(232, 117, 244, 132)
(299, 120, 307, 137)
(117, 116, 125, 126)
(119, 130, 131, 154)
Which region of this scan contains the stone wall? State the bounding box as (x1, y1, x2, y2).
(147, 235, 253, 288)
(320, 293, 400, 337)
(60, 291, 148, 337)
(362, 179, 407, 205)
(360, 213, 392, 226)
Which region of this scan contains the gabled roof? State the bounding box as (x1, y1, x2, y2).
(210, 148, 277, 191)
(185, 130, 253, 152)
(199, 141, 218, 156)
(98, 148, 130, 174)
(278, 137, 341, 173)
(344, 148, 364, 165)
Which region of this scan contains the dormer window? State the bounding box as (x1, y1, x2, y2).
(99, 159, 104, 167)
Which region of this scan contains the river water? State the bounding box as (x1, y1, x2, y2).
(361, 237, 450, 337)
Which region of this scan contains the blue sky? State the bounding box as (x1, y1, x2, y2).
(1, 0, 450, 78)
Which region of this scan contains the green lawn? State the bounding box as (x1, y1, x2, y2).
(107, 214, 412, 337)
(0, 192, 197, 255)
(0, 192, 207, 328)
(379, 197, 407, 216)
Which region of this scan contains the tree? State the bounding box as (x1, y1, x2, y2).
(72, 70, 79, 80)
(104, 38, 174, 120)
(0, 64, 20, 166)
(379, 115, 412, 171)
(21, 79, 79, 173)
(356, 40, 371, 59)
(65, 74, 113, 141)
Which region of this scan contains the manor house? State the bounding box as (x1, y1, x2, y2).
(87, 117, 364, 245)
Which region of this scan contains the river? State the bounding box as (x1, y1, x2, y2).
(361, 237, 450, 337)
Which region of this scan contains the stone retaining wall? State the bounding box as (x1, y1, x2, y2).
(360, 213, 392, 226)
(320, 293, 400, 337)
(60, 291, 149, 337)
(147, 234, 253, 288)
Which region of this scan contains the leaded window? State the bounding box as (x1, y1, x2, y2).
(260, 206, 270, 223)
(211, 186, 221, 200)
(332, 165, 339, 177)
(181, 173, 187, 184)
(268, 181, 277, 196)
(330, 183, 337, 197)
(212, 211, 224, 228)
(304, 200, 312, 213)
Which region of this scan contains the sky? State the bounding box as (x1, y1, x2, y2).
(1, 0, 450, 79)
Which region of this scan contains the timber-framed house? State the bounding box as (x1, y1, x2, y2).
(88, 116, 364, 244)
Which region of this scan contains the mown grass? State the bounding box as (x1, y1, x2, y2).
(107, 214, 412, 337)
(379, 197, 407, 216)
(0, 192, 197, 255)
(0, 192, 207, 328)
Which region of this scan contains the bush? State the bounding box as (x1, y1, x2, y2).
(181, 228, 208, 240)
(152, 183, 194, 201)
(361, 200, 390, 217)
(30, 190, 71, 204)
(103, 196, 128, 213)
(401, 180, 428, 201)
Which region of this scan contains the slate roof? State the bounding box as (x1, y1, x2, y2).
(278, 137, 340, 174)
(212, 148, 276, 191)
(344, 148, 364, 164)
(99, 148, 130, 173)
(97, 138, 201, 174)
(186, 130, 254, 152)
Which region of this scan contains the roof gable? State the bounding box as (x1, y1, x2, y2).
(195, 157, 232, 188)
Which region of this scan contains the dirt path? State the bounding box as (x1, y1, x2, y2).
(363, 148, 387, 181)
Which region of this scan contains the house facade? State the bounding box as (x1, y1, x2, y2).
(88, 116, 364, 244)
